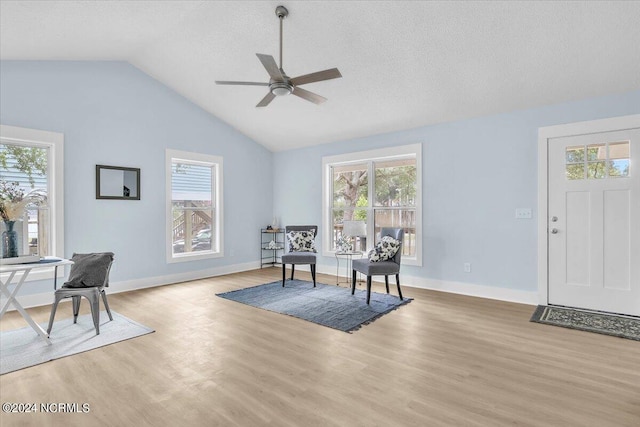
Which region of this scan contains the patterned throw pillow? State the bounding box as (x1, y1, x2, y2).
(368, 236, 401, 262)
(287, 230, 317, 252)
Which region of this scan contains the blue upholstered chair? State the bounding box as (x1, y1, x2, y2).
(351, 228, 404, 304)
(282, 225, 317, 287)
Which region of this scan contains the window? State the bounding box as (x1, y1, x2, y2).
(166, 149, 223, 263)
(566, 141, 630, 180)
(0, 125, 64, 280)
(322, 144, 422, 266)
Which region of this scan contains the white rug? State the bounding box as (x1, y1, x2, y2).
(1, 311, 154, 375)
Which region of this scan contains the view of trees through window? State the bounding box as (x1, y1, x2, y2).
(0, 144, 50, 256)
(331, 157, 417, 256)
(566, 141, 630, 180)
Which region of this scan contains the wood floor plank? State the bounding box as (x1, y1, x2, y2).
(1, 268, 639, 426)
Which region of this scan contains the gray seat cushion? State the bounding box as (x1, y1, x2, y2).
(62, 252, 114, 288)
(352, 258, 399, 276)
(282, 252, 317, 264)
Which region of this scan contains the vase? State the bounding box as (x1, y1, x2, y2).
(2, 221, 19, 258)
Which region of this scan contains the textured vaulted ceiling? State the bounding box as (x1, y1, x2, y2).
(1, 1, 639, 152)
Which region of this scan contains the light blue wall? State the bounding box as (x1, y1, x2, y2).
(273, 90, 640, 293)
(3, 60, 639, 298)
(1, 61, 273, 295)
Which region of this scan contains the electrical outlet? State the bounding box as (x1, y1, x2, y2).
(464, 263, 471, 273)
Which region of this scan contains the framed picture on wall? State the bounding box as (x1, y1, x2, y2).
(96, 165, 141, 200)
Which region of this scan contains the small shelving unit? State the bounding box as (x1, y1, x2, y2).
(261, 229, 285, 268)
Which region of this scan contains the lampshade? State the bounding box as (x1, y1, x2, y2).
(342, 220, 366, 237)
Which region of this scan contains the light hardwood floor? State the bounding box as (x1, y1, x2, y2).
(1, 268, 639, 427)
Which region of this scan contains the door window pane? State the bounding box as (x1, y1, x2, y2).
(566, 146, 585, 163)
(566, 163, 585, 180)
(587, 161, 607, 179)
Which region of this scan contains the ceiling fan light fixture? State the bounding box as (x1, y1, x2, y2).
(270, 82, 293, 96)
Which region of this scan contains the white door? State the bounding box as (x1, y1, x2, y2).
(548, 128, 640, 316)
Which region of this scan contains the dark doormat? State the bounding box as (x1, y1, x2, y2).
(530, 305, 640, 341)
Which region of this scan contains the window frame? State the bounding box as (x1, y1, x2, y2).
(322, 143, 422, 266)
(165, 149, 223, 263)
(0, 125, 64, 282)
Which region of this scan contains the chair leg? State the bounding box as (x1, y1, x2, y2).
(290, 264, 295, 280)
(72, 295, 81, 323)
(101, 289, 113, 321)
(351, 269, 357, 295)
(396, 274, 403, 300)
(385, 276, 390, 293)
(47, 293, 64, 334)
(282, 264, 286, 287)
(88, 289, 100, 335)
(311, 264, 316, 287)
(366, 276, 372, 304)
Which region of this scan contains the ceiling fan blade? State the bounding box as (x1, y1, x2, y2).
(256, 54, 284, 80)
(292, 87, 327, 105)
(290, 68, 342, 86)
(256, 92, 276, 108)
(215, 81, 269, 86)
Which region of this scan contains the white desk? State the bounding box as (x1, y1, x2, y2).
(0, 258, 73, 344)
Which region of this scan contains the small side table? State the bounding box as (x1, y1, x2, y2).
(335, 251, 363, 285)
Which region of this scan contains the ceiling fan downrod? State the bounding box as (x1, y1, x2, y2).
(275, 5, 288, 72)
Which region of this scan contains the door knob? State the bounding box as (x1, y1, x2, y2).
(551, 228, 558, 234)
(551, 216, 558, 222)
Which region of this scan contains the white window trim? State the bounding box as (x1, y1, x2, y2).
(322, 143, 422, 266)
(0, 124, 65, 282)
(165, 149, 223, 263)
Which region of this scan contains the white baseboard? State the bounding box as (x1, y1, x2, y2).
(5, 260, 261, 311)
(5, 260, 537, 311)
(304, 263, 538, 306)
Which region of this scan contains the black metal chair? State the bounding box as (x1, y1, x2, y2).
(282, 225, 317, 287)
(47, 252, 114, 335)
(351, 228, 404, 304)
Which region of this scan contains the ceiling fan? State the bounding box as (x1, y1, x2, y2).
(215, 5, 342, 108)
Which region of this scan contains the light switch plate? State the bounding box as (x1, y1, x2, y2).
(515, 208, 532, 219)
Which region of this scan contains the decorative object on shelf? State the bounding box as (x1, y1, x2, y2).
(0, 180, 47, 258)
(261, 228, 285, 268)
(271, 216, 279, 231)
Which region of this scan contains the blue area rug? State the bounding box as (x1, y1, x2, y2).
(216, 280, 412, 332)
(1, 311, 155, 375)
